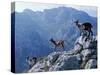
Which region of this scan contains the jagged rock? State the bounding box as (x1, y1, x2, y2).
(28, 52, 62, 72)
(75, 36, 86, 46)
(49, 54, 81, 71)
(27, 35, 97, 73)
(74, 44, 83, 53)
(81, 49, 92, 61)
(85, 59, 97, 69)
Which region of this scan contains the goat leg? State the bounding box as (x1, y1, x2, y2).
(61, 44, 65, 51)
(54, 46, 56, 51)
(90, 30, 93, 36)
(85, 31, 90, 41)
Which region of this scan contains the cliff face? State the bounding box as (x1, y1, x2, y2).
(27, 35, 97, 72)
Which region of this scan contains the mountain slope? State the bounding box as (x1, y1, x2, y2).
(27, 35, 97, 72)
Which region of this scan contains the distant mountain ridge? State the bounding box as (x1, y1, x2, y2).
(11, 6, 97, 72)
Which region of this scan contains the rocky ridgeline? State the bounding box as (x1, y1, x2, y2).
(27, 35, 97, 73)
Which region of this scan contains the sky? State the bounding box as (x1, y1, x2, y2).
(14, 2, 97, 17)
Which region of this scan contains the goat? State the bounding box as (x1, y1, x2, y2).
(49, 38, 65, 51)
(26, 56, 37, 69)
(74, 20, 93, 38)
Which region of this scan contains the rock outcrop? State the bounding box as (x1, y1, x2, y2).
(27, 35, 97, 73)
